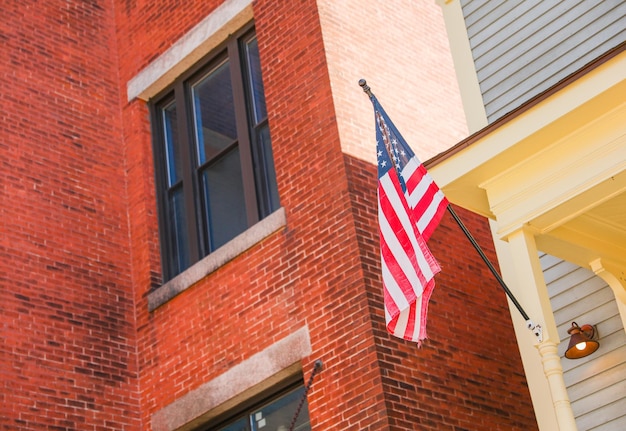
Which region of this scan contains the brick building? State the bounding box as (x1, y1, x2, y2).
(1, 1, 538, 430)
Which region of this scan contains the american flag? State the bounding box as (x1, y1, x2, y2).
(372, 97, 448, 344)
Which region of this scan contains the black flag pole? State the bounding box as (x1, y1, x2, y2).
(359, 79, 543, 343)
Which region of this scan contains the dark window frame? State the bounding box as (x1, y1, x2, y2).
(150, 22, 279, 281)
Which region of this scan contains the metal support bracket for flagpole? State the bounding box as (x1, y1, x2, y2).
(358, 79, 542, 343)
(288, 360, 323, 431)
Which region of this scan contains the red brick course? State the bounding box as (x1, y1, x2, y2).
(1, 0, 538, 430)
(1, 0, 139, 429)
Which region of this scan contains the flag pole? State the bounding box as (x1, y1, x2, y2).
(445, 205, 529, 320)
(358, 79, 543, 342)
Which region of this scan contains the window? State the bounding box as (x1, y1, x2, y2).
(151, 25, 280, 281)
(199, 383, 311, 431)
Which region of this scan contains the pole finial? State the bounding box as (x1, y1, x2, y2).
(359, 79, 373, 98)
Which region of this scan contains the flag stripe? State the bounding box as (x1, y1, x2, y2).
(403, 160, 448, 241)
(419, 191, 447, 241)
(379, 222, 417, 308)
(406, 300, 419, 340)
(415, 281, 433, 342)
(379, 174, 436, 285)
(381, 254, 405, 318)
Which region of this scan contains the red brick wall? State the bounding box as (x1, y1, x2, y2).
(116, 0, 537, 428)
(2, 0, 538, 430)
(317, 0, 468, 164)
(0, 0, 140, 429)
(117, 0, 393, 427)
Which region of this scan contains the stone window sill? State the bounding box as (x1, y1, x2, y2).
(148, 207, 286, 311)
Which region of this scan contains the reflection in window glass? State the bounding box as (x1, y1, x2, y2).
(168, 188, 190, 275)
(251, 386, 311, 431)
(162, 101, 182, 187)
(152, 28, 280, 281)
(201, 147, 247, 251)
(203, 385, 310, 431)
(253, 125, 279, 217)
(243, 34, 279, 219)
(244, 36, 267, 125)
(192, 60, 237, 164)
(162, 101, 190, 276)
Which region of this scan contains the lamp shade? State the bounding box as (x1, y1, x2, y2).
(565, 322, 599, 359)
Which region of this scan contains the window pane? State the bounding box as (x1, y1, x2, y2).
(254, 124, 280, 217)
(216, 417, 249, 431)
(201, 147, 247, 251)
(244, 36, 267, 124)
(251, 386, 311, 431)
(192, 60, 237, 165)
(168, 187, 190, 276)
(162, 101, 182, 186)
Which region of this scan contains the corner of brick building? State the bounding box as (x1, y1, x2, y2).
(1, 0, 539, 430)
(343, 152, 538, 430)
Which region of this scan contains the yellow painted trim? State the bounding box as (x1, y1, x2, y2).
(485, 104, 626, 238)
(489, 220, 557, 431)
(430, 50, 626, 220)
(536, 342, 578, 431)
(435, 0, 488, 132)
(590, 259, 626, 306)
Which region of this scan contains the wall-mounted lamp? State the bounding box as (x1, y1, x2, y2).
(565, 322, 599, 359)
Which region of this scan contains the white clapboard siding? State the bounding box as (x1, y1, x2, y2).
(554, 289, 617, 328)
(460, 0, 626, 123)
(571, 380, 626, 418)
(576, 398, 626, 431)
(590, 413, 626, 431)
(567, 362, 626, 402)
(539, 253, 626, 430)
(551, 275, 608, 309)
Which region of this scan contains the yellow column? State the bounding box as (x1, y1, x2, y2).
(536, 341, 578, 431)
(491, 222, 578, 431)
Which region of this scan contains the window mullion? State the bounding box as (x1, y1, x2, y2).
(229, 37, 259, 227)
(174, 80, 202, 263)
